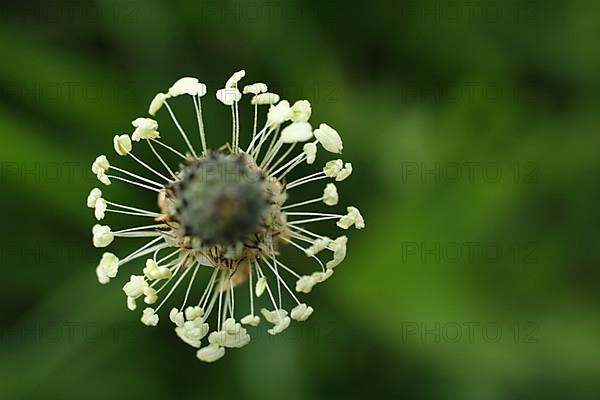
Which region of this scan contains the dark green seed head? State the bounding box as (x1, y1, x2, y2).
(172, 152, 267, 245)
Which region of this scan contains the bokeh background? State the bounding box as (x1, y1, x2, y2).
(1, 0, 600, 399)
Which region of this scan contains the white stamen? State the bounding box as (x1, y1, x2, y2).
(271, 153, 304, 177)
(109, 166, 164, 188)
(106, 175, 161, 192)
(180, 264, 200, 309)
(114, 224, 167, 234)
(287, 216, 340, 225)
(192, 95, 207, 154)
(128, 152, 172, 182)
(106, 201, 160, 217)
(263, 257, 301, 305)
(282, 197, 321, 210)
(105, 209, 158, 218)
(267, 143, 296, 173)
(155, 258, 194, 312)
(147, 140, 177, 179)
(164, 100, 198, 158)
(150, 139, 187, 159)
(287, 172, 327, 189)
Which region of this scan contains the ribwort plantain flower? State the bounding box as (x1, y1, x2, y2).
(87, 71, 364, 362)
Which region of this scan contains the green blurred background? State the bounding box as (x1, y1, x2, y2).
(1, 0, 599, 399)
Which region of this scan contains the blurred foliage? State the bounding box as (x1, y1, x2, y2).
(1, 0, 599, 399)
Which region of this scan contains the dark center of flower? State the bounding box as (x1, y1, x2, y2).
(171, 152, 267, 245)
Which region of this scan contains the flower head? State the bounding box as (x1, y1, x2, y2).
(337, 206, 365, 229)
(149, 93, 168, 116)
(94, 198, 107, 220)
(326, 236, 348, 268)
(132, 118, 160, 141)
(91, 155, 110, 185)
(280, 121, 313, 143)
(303, 142, 317, 164)
(314, 123, 343, 154)
(323, 159, 343, 177)
(174, 308, 209, 348)
(225, 70, 246, 88)
(295, 269, 334, 293)
(323, 183, 339, 206)
(267, 100, 293, 126)
(169, 77, 207, 97)
(243, 82, 268, 95)
(123, 275, 148, 297)
(141, 307, 159, 326)
(113, 134, 132, 156)
(87, 71, 364, 362)
(291, 303, 314, 321)
(216, 88, 242, 105)
(92, 224, 113, 248)
(251, 92, 280, 105)
(87, 188, 102, 208)
(291, 100, 312, 122)
(96, 252, 119, 284)
(336, 163, 353, 181)
(196, 344, 225, 362)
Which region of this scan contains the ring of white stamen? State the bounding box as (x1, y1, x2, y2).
(88, 71, 363, 363)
